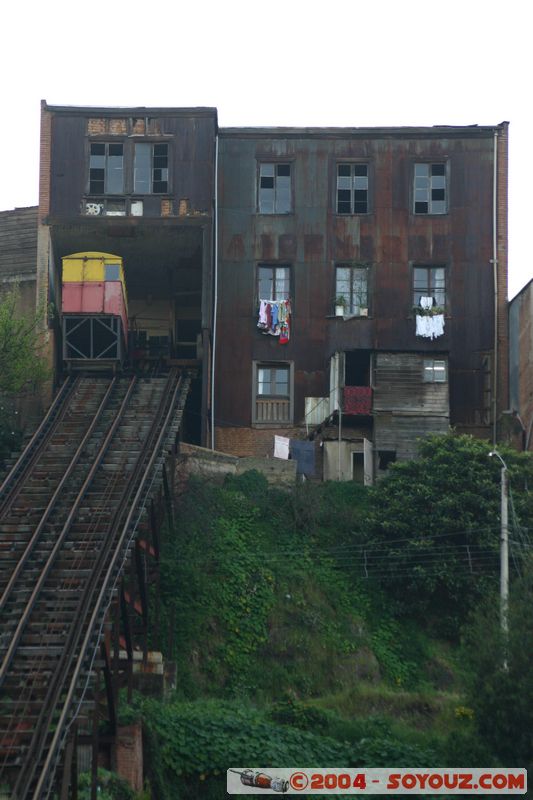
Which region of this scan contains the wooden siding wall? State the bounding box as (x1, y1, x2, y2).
(373, 353, 449, 415)
(48, 113, 216, 218)
(373, 352, 449, 460)
(0, 207, 38, 281)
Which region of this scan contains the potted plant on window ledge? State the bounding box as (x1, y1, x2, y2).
(335, 296, 347, 317)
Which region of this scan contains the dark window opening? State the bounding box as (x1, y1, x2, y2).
(175, 319, 202, 359)
(352, 452, 365, 483)
(414, 162, 447, 215)
(378, 450, 396, 471)
(259, 163, 291, 213)
(337, 164, 369, 214)
(345, 350, 371, 386)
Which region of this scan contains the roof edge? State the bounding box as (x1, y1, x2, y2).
(41, 100, 218, 119)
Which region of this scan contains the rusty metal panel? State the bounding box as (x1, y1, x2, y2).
(215, 127, 501, 439)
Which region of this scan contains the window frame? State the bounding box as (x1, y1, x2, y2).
(257, 161, 293, 214)
(412, 264, 447, 309)
(423, 359, 448, 383)
(252, 361, 294, 426)
(133, 142, 170, 195)
(412, 161, 448, 215)
(257, 263, 292, 303)
(88, 141, 125, 195)
(334, 263, 371, 316)
(336, 162, 370, 215)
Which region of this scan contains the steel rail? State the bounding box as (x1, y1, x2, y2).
(0, 398, 134, 782)
(0, 376, 137, 690)
(0, 377, 117, 615)
(26, 371, 184, 800)
(0, 376, 78, 515)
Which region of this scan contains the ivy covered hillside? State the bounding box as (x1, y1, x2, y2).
(117, 435, 533, 798)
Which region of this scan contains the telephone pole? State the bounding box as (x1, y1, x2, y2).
(489, 451, 509, 638)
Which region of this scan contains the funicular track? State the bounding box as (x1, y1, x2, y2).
(0, 370, 190, 799)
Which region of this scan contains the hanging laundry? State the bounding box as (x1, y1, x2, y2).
(257, 300, 268, 328)
(274, 435, 290, 460)
(290, 439, 315, 476)
(432, 314, 445, 338)
(257, 298, 292, 343)
(416, 313, 445, 340)
(415, 297, 444, 340)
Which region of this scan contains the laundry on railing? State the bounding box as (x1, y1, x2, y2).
(415, 296, 445, 340)
(258, 299, 292, 343)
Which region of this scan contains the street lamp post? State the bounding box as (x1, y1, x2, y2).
(489, 450, 509, 638)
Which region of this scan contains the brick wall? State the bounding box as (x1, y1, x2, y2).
(38, 102, 51, 224)
(115, 723, 143, 793)
(215, 425, 306, 458)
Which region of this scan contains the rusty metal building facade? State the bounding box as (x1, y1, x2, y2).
(215, 124, 509, 478)
(33, 105, 509, 479)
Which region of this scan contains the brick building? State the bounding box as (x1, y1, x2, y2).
(27, 105, 511, 479)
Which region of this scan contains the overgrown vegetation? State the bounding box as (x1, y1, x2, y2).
(0, 285, 49, 461)
(134, 434, 532, 798)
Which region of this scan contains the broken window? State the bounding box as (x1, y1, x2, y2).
(258, 163, 291, 213)
(413, 266, 446, 308)
(134, 143, 169, 194)
(336, 164, 369, 214)
(89, 143, 124, 194)
(258, 265, 291, 301)
(423, 359, 447, 382)
(335, 264, 370, 315)
(414, 163, 447, 214)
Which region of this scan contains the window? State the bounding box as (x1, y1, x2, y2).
(423, 359, 447, 383)
(134, 143, 169, 194)
(104, 264, 121, 281)
(413, 163, 447, 214)
(253, 362, 293, 424)
(336, 164, 368, 214)
(89, 143, 124, 194)
(257, 365, 289, 397)
(335, 265, 370, 315)
(258, 265, 290, 301)
(258, 163, 291, 213)
(413, 266, 446, 308)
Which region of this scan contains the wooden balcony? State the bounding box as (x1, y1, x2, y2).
(255, 397, 291, 424)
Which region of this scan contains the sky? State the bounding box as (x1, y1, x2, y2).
(1, 0, 529, 297)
